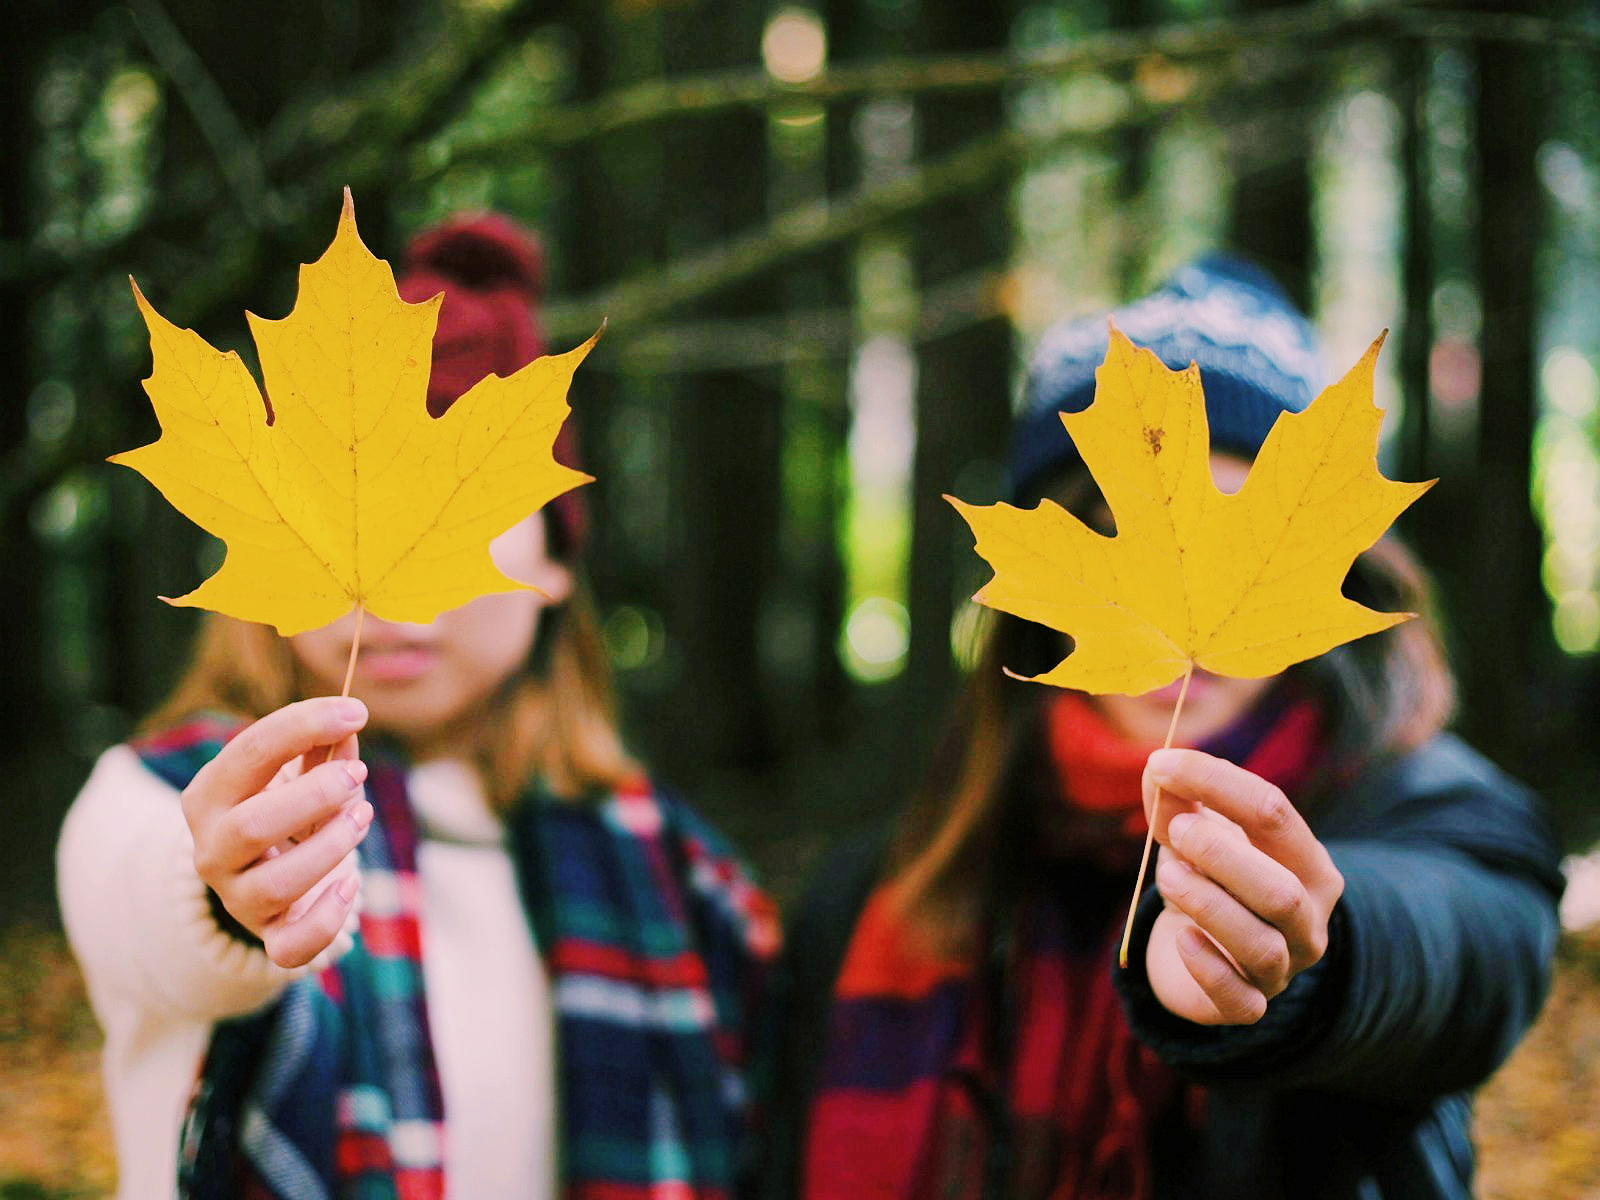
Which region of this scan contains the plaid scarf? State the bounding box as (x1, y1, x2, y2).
(135, 718, 778, 1200)
(804, 691, 1323, 1200)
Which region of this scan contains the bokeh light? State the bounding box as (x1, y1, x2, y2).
(762, 8, 826, 85)
(1535, 346, 1600, 655)
(843, 596, 910, 682)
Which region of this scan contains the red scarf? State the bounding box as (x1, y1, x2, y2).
(1048, 693, 1162, 815)
(1046, 689, 1325, 829)
(803, 690, 1325, 1200)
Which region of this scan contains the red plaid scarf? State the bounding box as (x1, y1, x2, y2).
(803, 690, 1324, 1200)
(142, 721, 780, 1200)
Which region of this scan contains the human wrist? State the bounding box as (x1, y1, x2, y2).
(205, 886, 264, 950)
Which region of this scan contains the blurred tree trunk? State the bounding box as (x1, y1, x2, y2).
(903, 0, 1015, 730)
(1391, 38, 1480, 640)
(0, 5, 59, 757)
(1397, 39, 1436, 490)
(659, 0, 782, 773)
(0, 3, 60, 922)
(1224, 0, 1315, 310)
(554, 0, 668, 743)
(761, 0, 867, 752)
(1111, 0, 1155, 296)
(770, 155, 850, 748)
(1468, 9, 1549, 768)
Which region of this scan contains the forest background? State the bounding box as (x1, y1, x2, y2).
(2, 0, 1599, 1195)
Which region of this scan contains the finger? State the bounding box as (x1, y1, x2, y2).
(1142, 772, 1250, 846)
(325, 731, 360, 763)
(262, 872, 361, 970)
(1176, 923, 1267, 1025)
(282, 848, 359, 924)
(1166, 811, 1325, 971)
(275, 731, 361, 787)
(293, 734, 363, 842)
(225, 796, 374, 929)
(1156, 853, 1293, 996)
(1141, 766, 1202, 841)
(202, 758, 369, 876)
(1157, 802, 1249, 848)
(187, 698, 368, 814)
(1147, 749, 1339, 895)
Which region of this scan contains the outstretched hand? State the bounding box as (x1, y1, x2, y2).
(183, 697, 373, 969)
(1140, 748, 1344, 1025)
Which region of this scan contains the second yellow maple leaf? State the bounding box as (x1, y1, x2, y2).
(949, 326, 1432, 696)
(113, 192, 597, 637)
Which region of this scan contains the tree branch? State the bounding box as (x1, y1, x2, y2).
(593, 267, 1004, 375)
(125, 0, 279, 229)
(436, 4, 1600, 158)
(0, 0, 541, 290)
(541, 55, 1310, 343)
(4, 3, 1591, 289)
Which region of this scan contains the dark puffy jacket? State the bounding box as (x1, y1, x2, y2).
(756, 735, 1564, 1200)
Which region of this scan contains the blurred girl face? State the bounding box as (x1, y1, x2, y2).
(1092, 669, 1274, 749)
(1087, 452, 1276, 748)
(289, 513, 572, 759)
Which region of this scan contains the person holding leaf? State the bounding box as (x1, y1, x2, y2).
(58, 209, 777, 1200)
(756, 257, 1563, 1200)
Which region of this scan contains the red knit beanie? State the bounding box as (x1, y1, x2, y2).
(396, 212, 586, 557)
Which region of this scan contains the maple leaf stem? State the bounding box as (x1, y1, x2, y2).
(313, 604, 366, 769)
(1118, 660, 1195, 969)
(338, 604, 366, 700)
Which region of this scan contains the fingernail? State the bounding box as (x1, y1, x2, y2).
(1168, 812, 1197, 842)
(1148, 748, 1182, 782)
(348, 799, 373, 834)
(1154, 860, 1179, 894)
(336, 698, 367, 723)
(336, 874, 359, 905)
(339, 760, 369, 790)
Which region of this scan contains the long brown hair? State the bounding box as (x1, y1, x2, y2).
(886, 531, 1456, 953)
(142, 572, 636, 811)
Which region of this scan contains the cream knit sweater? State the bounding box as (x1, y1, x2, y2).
(57, 744, 555, 1200)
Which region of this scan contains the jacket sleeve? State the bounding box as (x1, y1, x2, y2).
(56, 743, 342, 1027)
(1115, 735, 1563, 1105)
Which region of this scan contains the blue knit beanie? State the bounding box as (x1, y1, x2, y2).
(1007, 253, 1325, 503)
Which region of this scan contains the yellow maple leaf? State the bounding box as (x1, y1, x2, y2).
(112, 191, 596, 638)
(949, 325, 1432, 696)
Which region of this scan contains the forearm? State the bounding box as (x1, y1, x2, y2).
(1117, 844, 1558, 1102)
(1295, 843, 1558, 1099)
(1115, 882, 1347, 1085)
(57, 745, 310, 1023)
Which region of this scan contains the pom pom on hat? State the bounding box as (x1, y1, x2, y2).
(398, 213, 547, 418)
(1007, 254, 1325, 503)
(397, 213, 586, 556)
